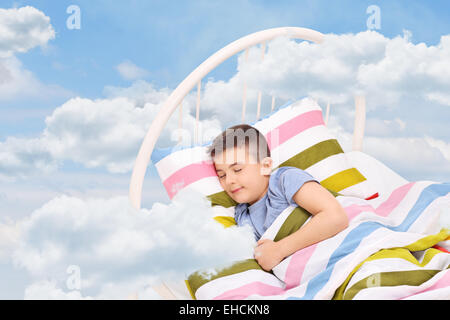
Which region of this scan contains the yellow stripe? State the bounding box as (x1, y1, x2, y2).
(213, 216, 236, 228)
(320, 168, 366, 192)
(404, 229, 450, 251)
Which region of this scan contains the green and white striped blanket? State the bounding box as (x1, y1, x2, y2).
(187, 181, 450, 300)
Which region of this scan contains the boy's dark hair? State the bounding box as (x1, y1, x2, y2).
(206, 124, 271, 163)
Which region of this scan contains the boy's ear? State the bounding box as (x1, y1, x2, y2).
(260, 157, 273, 175)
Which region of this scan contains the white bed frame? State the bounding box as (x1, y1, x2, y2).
(127, 27, 409, 299)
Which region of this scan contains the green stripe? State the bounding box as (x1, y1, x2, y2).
(326, 188, 342, 198)
(187, 259, 264, 295)
(320, 168, 366, 192)
(274, 207, 311, 242)
(277, 139, 344, 170)
(273, 187, 340, 242)
(207, 191, 237, 208)
(342, 269, 442, 300)
(184, 280, 196, 300)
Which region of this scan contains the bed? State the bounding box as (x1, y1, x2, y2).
(128, 27, 450, 300)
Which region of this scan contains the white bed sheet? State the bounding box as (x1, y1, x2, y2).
(345, 151, 409, 199)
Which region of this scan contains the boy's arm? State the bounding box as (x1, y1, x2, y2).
(254, 181, 349, 271)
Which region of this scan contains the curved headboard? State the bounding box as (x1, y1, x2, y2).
(129, 27, 326, 210)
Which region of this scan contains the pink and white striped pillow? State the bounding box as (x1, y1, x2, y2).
(151, 97, 378, 208)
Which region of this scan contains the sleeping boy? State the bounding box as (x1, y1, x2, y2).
(207, 124, 349, 271)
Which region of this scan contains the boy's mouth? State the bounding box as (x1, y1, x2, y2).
(231, 187, 243, 193)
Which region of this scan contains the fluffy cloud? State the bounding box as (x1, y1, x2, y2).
(239, 31, 450, 110)
(24, 280, 92, 300)
(0, 218, 20, 261)
(0, 135, 58, 181)
(325, 120, 450, 182)
(43, 96, 151, 173)
(115, 60, 149, 81)
(0, 80, 222, 179)
(0, 56, 72, 101)
(364, 135, 450, 182)
(8, 188, 255, 299)
(0, 7, 71, 102)
(0, 6, 55, 57)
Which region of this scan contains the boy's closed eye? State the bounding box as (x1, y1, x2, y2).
(218, 168, 242, 179)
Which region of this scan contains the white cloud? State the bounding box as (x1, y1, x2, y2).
(43, 96, 150, 173)
(0, 94, 156, 178)
(0, 80, 223, 179)
(363, 135, 450, 182)
(0, 6, 55, 57)
(0, 7, 71, 102)
(103, 80, 171, 106)
(0, 168, 170, 222)
(0, 218, 21, 261)
(115, 60, 149, 81)
(323, 120, 450, 182)
(424, 136, 450, 161)
(23, 276, 163, 300)
(0, 56, 72, 101)
(8, 188, 255, 299)
(365, 117, 407, 137)
(426, 92, 450, 106)
(0, 135, 58, 181)
(24, 280, 92, 300)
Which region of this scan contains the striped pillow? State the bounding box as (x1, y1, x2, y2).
(151, 97, 378, 212)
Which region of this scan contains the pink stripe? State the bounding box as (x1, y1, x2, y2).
(342, 182, 415, 221)
(283, 182, 416, 288)
(284, 243, 317, 289)
(344, 204, 375, 221)
(163, 161, 217, 199)
(373, 182, 415, 217)
(212, 281, 285, 300)
(400, 269, 450, 299)
(266, 110, 324, 150)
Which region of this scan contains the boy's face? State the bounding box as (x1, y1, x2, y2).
(213, 146, 272, 205)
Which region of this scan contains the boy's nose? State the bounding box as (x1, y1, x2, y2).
(225, 173, 236, 185)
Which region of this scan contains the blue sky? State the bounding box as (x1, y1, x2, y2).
(10, 0, 450, 91)
(0, 0, 449, 299)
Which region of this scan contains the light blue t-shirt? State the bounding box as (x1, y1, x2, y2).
(234, 166, 319, 240)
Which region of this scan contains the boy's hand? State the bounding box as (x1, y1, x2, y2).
(254, 239, 284, 271)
